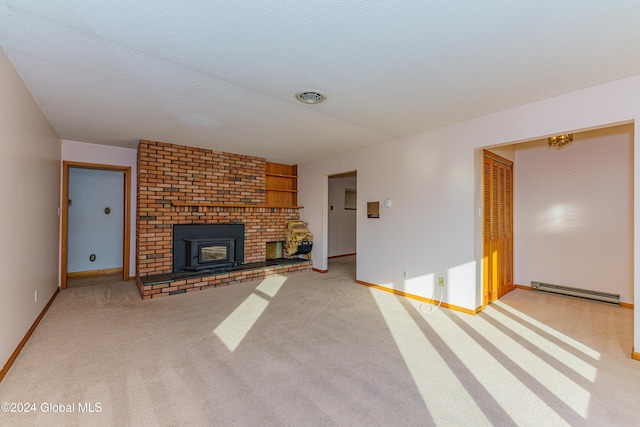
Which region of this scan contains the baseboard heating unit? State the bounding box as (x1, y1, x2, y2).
(530, 281, 620, 305)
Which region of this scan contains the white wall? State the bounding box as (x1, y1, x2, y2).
(328, 175, 357, 257)
(298, 74, 640, 353)
(67, 168, 125, 272)
(0, 48, 61, 370)
(62, 140, 137, 278)
(301, 130, 481, 310)
(514, 125, 633, 302)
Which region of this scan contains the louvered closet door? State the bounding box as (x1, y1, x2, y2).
(483, 151, 514, 305)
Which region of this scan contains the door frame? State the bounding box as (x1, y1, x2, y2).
(61, 161, 131, 289)
(326, 171, 358, 277)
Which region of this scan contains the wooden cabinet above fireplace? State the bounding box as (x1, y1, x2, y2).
(265, 162, 298, 207)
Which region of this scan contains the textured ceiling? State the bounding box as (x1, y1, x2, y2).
(1, 1, 640, 164)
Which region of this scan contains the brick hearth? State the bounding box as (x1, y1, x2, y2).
(136, 140, 310, 299)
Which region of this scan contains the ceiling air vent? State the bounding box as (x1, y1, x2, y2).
(295, 90, 326, 104)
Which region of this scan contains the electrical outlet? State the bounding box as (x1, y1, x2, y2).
(35, 290, 38, 302)
(402, 270, 408, 279)
(438, 277, 445, 287)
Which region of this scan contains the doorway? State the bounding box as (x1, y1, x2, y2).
(327, 171, 357, 279)
(482, 150, 514, 306)
(61, 161, 131, 288)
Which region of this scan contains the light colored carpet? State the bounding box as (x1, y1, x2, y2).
(1, 256, 638, 426)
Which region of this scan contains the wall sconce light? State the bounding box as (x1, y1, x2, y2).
(548, 134, 573, 149)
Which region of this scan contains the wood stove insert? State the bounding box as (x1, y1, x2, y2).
(173, 224, 244, 272)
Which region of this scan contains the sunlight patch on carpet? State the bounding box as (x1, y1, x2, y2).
(255, 274, 287, 297)
(213, 275, 287, 351)
(486, 303, 598, 381)
(476, 306, 592, 417)
(429, 309, 561, 425)
(493, 300, 601, 360)
(370, 287, 490, 425)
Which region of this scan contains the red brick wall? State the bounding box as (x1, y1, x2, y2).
(136, 140, 300, 278)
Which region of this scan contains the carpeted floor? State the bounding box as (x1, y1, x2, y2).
(1, 256, 638, 426)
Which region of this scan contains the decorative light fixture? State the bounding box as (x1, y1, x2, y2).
(547, 133, 573, 149)
(295, 90, 327, 104)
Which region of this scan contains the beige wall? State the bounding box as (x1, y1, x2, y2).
(0, 48, 61, 370)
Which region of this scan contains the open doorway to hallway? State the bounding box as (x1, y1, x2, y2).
(328, 171, 357, 280)
(328, 254, 356, 281)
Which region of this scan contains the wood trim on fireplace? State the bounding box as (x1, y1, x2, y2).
(61, 161, 131, 289)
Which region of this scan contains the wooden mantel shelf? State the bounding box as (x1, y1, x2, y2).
(172, 201, 303, 209)
(265, 172, 298, 179)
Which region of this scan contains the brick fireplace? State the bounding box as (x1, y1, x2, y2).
(136, 140, 311, 299)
